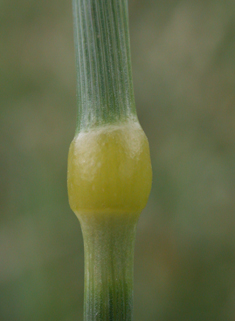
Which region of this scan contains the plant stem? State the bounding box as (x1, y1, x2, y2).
(80, 212, 139, 321)
(69, 1, 152, 320)
(72, 0, 137, 131)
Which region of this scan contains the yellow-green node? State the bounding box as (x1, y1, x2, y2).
(67, 121, 152, 218)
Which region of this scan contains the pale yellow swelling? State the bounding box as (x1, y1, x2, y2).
(67, 121, 152, 218)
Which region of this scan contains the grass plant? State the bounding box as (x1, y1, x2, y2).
(67, 1, 152, 320)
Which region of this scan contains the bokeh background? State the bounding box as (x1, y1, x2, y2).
(1, 0, 235, 320)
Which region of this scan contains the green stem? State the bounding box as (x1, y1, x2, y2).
(72, 0, 137, 132)
(79, 212, 139, 321)
(71, 1, 144, 320)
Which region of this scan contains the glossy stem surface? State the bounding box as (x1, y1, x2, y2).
(79, 212, 139, 321)
(72, 0, 137, 132)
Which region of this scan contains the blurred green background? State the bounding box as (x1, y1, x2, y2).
(1, 0, 235, 320)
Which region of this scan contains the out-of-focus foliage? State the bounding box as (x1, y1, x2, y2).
(1, 0, 235, 320)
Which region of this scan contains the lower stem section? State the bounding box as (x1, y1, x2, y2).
(79, 212, 139, 321)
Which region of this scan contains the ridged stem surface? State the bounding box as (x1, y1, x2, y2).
(72, 0, 137, 131)
(79, 212, 139, 321)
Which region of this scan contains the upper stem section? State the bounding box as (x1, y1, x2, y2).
(73, 0, 137, 132)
